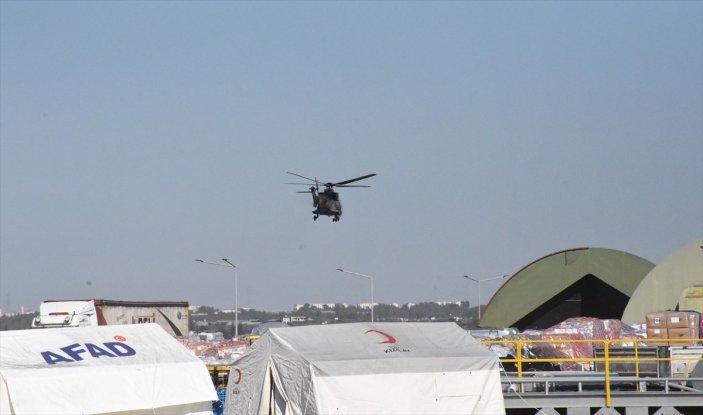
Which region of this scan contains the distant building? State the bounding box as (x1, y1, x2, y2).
(282, 315, 307, 324)
(294, 303, 348, 310)
(433, 301, 462, 307)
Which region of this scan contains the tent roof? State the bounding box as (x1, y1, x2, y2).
(0, 324, 216, 414)
(259, 322, 495, 367)
(226, 322, 504, 415)
(251, 320, 288, 336)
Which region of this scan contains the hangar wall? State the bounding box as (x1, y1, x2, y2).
(621, 238, 703, 325)
(480, 247, 654, 330)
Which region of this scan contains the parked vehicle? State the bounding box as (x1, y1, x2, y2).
(31, 299, 189, 337)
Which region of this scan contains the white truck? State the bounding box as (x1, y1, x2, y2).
(31, 299, 189, 337)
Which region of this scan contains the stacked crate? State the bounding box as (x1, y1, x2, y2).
(646, 311, 701, 346)
(646, 312, 669, 346)
(669, 311, 700, 346)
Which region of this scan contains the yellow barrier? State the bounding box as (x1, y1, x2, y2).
(480, 337, 703, 408)
(207, 365, 232, 388)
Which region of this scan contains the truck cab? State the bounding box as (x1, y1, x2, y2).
(32, 300, 99, 328)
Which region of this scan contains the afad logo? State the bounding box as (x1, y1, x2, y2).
(364, 329, 410, 354)
(40, 335, 136, 365)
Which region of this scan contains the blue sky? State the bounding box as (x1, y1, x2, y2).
(1, 1, 701, 313)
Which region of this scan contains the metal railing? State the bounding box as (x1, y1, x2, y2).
(481, 337, 703, 407)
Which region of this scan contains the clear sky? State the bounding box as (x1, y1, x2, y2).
(1, 1, 701, 313)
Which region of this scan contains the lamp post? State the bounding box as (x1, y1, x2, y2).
(336, 268, 374, 322)
(463, 274, 508, 321)
(196, 258, 238, 338)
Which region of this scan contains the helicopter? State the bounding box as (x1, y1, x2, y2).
(286, 172, 376, 222)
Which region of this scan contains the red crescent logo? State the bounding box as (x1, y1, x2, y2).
(364, 329, 396, 344)
(233, 368, 242, 385)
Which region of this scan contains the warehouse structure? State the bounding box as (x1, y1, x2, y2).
(479, 247, 654, 330)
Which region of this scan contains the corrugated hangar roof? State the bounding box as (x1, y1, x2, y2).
(621, 238, 703, 325)
(480, 247, 654, 330)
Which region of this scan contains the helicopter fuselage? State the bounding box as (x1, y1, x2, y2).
(286, 171, 375, 222)
(311, 187, 342, 221)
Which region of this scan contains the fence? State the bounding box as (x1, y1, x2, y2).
(481, 337, 703, 408)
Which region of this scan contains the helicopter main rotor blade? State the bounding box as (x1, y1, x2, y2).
(335, 185, 371, 188)
(333, 173, 376, 186)
(286, 172, 318, 183)
(285, 182, 314, 186)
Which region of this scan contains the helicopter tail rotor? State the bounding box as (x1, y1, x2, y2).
(286, 171, 321, 191)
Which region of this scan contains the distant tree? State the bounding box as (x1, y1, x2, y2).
(407, 302, 460, 320)
(222, 323, 234, 339)
(374, 304, 406, 321)
(295, 304, 324, 320)
(0, 313, 36, 331)
(334, 304, 361, 321)
(182, 301, 484, 333)
(196, 305, 219, 314)
(238, 308, 284, 321)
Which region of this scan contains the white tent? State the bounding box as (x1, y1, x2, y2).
(0, 324, 217, 415)
(225, 322, 505, 415)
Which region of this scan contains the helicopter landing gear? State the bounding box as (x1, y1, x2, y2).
(313, 214, 319, 221)
(333, 215, 340, 222)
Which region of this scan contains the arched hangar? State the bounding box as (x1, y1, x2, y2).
(480, 247, 654, 330)
(621, 238, 703, 325)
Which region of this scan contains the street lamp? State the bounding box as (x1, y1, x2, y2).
(463, 274, 508, 321)
(336, 268, 374, 322)
(196, 258, 239, 338)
